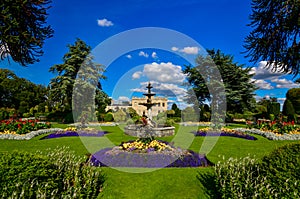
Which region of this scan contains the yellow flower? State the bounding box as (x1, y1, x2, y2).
(64, 127, 77, 132)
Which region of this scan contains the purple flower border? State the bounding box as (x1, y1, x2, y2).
(42, 130, 108, 139)
(90, 144, 213, 168)
(193, 131, 257, 140)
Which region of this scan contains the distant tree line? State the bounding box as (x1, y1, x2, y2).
(0, 39, 111, 123)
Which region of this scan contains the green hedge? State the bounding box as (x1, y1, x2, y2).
(0, 148, 105, 198)
(259, 143, 300, 198)
(213, 143, 300, 198)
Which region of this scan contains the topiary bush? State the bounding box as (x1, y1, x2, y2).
(104, 112, 114, 122)
(0, 147, 105, 198)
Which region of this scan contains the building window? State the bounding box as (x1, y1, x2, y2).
(162, 103, 165, 107)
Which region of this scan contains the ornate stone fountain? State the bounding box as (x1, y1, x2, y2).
(124, 82, 175, 138)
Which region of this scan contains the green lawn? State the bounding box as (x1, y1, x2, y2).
(0, 124, 298, 198)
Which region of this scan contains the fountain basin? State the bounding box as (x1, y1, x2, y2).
(124, 124, 175, 138)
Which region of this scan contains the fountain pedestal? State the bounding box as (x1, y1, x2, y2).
(124, 82, 175, 138)
(124, 124, 175, 138)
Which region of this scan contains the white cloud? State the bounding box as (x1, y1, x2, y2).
(138, 51, 149, 58)
(252, 79, 274, 90)
(143, 62, 186, 84)
(151, 52, 158, 59)
(271, 78, 299, 89)
(118, 96, 130, 102)
(251, 61, 284, 80)
(126, 54, 132, 59)
(171, 47, 179, 52)
(97, 18, 113, 27)
(131, 81, 187, 98)
(250, 61, 300, 91)
(132, 71, 142, 80)
(180, 47, 199, 54)
(171, 46, 199, 55)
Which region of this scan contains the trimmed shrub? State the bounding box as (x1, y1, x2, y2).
(286, 88, 300, 115)
(113, 109, 127, 122)
(282, 99, 296, 121)
(104, 112, 114, 122)
(0, 147, 104, 198)
(267, 102, 280, 118)
(213, 143, 300, 198)
(259, 143, 300, 198)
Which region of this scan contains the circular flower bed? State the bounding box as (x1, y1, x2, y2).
(90, 138, 212, 168)
(42, 127, 108, 139)
(194, 127, 257, 140)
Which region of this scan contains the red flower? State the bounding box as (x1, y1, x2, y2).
(141, 117, 148, 126)
(18, 124, 21, 129)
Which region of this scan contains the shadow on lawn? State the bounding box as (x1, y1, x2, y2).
(197, 170, 220, 199)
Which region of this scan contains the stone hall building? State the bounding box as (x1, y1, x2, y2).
(106, 96, 168, 117)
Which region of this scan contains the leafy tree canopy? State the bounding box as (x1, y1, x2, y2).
(0, 69, 47, 114)
(0, 0, 53, 66)
(244, 0, 300, 75)
(49, 38, 110, 122)
(183, 49, 257, 114)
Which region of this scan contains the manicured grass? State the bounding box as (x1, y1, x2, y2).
(50, 122, 69, 129)
(0, 124, 298, 198)
(98, 167, 211, 199)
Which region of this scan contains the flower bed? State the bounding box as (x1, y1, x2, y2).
(0, 118, 51, 135)
(0, 128, 62, 140)
(248, 120, 300, 134)
(42, 127, 108, 139)
(90, 138, 212, 168)
(235, 128, 300, 140)
(243, 119, 300, 140)
(194, 127, 257, 140)
(69, 122, 118, 127)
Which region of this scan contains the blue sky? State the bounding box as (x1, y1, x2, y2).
(1, 0, 299, 109)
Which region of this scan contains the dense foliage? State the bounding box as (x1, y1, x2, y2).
(0, 69, 47, 118)
(244, 0, 300, 76)
(286, 88, 300, 115)
(0, 148, 105, 198)
(259, 143, 300, 198)
(0, 0, 53, 65)
(213, 143, 300, 198)
(282, 99, 296, 121)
